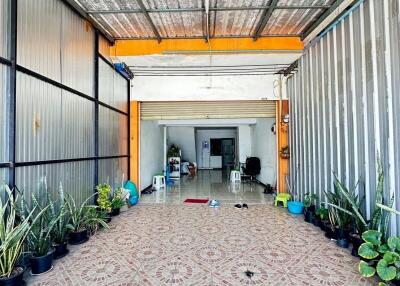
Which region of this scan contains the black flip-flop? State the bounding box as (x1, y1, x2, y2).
(234, 204, 242, 209)
(242, 203, 248, 209)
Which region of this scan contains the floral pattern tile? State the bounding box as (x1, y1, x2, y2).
(26, 204, 376, 286)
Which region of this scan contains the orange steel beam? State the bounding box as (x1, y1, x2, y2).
(276, 99, 289, 193)
(111, 37, 303, 56)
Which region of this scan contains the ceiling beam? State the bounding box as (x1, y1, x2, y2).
(301, 0, 345, 41)
(87, 5, 331, 14)
(62, 0, 114, 43)
(136, 0, 162, 43)
(252, 0, 279, 41)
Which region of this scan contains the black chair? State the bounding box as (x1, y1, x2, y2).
(241, 157, 261, 182)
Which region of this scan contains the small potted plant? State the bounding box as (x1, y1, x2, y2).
(110, 188, 126, 216)
(0, 185, 45, 286)
(22, 189, 61, 275)
(303, 193, 317, 223)
(66, 193, 109, 245)
(96, 184, 112, 222)
(51, 183, 70, 259)
(316, 207, 329, 231)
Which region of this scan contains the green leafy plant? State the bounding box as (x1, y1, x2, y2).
(96, 184, 112, 213)
(0, 185, 46, 278)
(50, 182, 70, 245)
(316, 207, 329, 221)
(66, 193, 109, 233)
(303, 193, 317, 209)
(111, 188, 126, 210)
(21, 183, 62, 257)
(358, 230, 400, 283)
(167, 144, 180, 158)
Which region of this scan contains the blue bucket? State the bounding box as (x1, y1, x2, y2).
(287, 201, 304, 214)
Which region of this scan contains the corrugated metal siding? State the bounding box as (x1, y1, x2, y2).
(99, 106, 128, 156)
(61, 6, 94, 96)
(15, 72, 95, 162)
(99, 34, 112, 61)
(16, 161, 94, 206)
(288, 0, 400, 234)
(99, 58, 128, 112)
(141, 101, 276, 120)
(0, 65, 7, 163)
(17, 0, 62, 82)
(98, 158, 128, 189)
(0, 0, 9, 59)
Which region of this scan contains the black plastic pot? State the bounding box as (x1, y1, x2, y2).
(30, 250, 54, 275)
(391, 280, 400, 286)
(336, 228, 350, 248)
(312, 216, 321, 227)
(0, 266, 25, 286)
(320, 220, 328, 231)
(111, 208, 120, 216)
(69, 229, 89, 245)
(53, 242, 69, 259)
(105, 214, 112, 223)
(304, 209, 315, 223)
(349, 234, 363, 257)
(324, 224, 338, 240)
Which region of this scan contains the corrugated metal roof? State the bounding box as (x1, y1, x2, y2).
(73, 0, 336, 40)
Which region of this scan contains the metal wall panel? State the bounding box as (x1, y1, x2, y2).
(15, 161, 94, 206)
(99, 106, 128, 156)
(98, 158, 128, 189)
(0, 64, 7, 163)
(61, 6, 94, 97)
(288, 0, 400, 234)
(15, 72, 94, 162)
(0, 0, 9, 59)
(17, 0, 62, 82)
(99, 35, 112, 61)
(99, 58, 128, 112)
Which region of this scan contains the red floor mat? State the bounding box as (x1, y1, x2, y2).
(183, 198, 209, 204)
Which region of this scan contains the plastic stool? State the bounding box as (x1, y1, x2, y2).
(230, 170, 241, 182)
(152, 175, 166, 190)
(274, 193, 291, 208)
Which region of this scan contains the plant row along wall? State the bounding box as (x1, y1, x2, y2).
(0, 0, 129, 205)
(287, 0, 400, 234)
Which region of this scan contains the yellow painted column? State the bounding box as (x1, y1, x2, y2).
(130, 101, 140, 190)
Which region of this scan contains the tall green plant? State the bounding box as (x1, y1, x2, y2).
(66, 193, 109, 233)
(96, 184, 112, 213)
(21, 179, 62, 257)
(0, 185, 47, 277)
(50, 182, 70, 245)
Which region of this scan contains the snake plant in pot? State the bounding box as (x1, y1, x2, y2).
(96, 184, 112, 222)
(66, 193, 109, 245)
(303, 193, 318, 223)
(110, 188, 126, 216)
(21, 184, 62, 275)
(0, 185, 47, 286)
(50, 183, 70, 259)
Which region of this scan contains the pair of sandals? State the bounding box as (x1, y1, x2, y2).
(234, 203, 248, 209)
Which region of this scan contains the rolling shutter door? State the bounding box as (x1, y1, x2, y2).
(140, 101, 276, 120)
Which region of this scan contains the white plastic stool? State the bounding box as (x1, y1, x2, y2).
(152, 175, 166, 190)
(230, 170, 241, 182)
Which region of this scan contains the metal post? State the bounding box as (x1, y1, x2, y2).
(8, 0, 17, 189)
(127, 79, 131, 180)
(94, 31, 99, 189)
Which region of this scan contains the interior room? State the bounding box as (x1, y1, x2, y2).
(1, 0, 398, 285)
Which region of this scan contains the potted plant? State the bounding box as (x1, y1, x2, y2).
(96, 184, 112, 222)
(66, 193, 109, 245)
(0, 185, 45, 286)
(22, 187, 62, 275)
(110, 188, 126, 216)
(315, 207, 328, 229)
(303, 193, 317, 223)
(50, 183, 70, 259)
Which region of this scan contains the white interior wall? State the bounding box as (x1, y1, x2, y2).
(167, 127, 196, 162)
(140, 120, 164, 190)
(238, 125, 252, 163)
(195, 129, 238, 169)
(251, 118, 277, 185)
